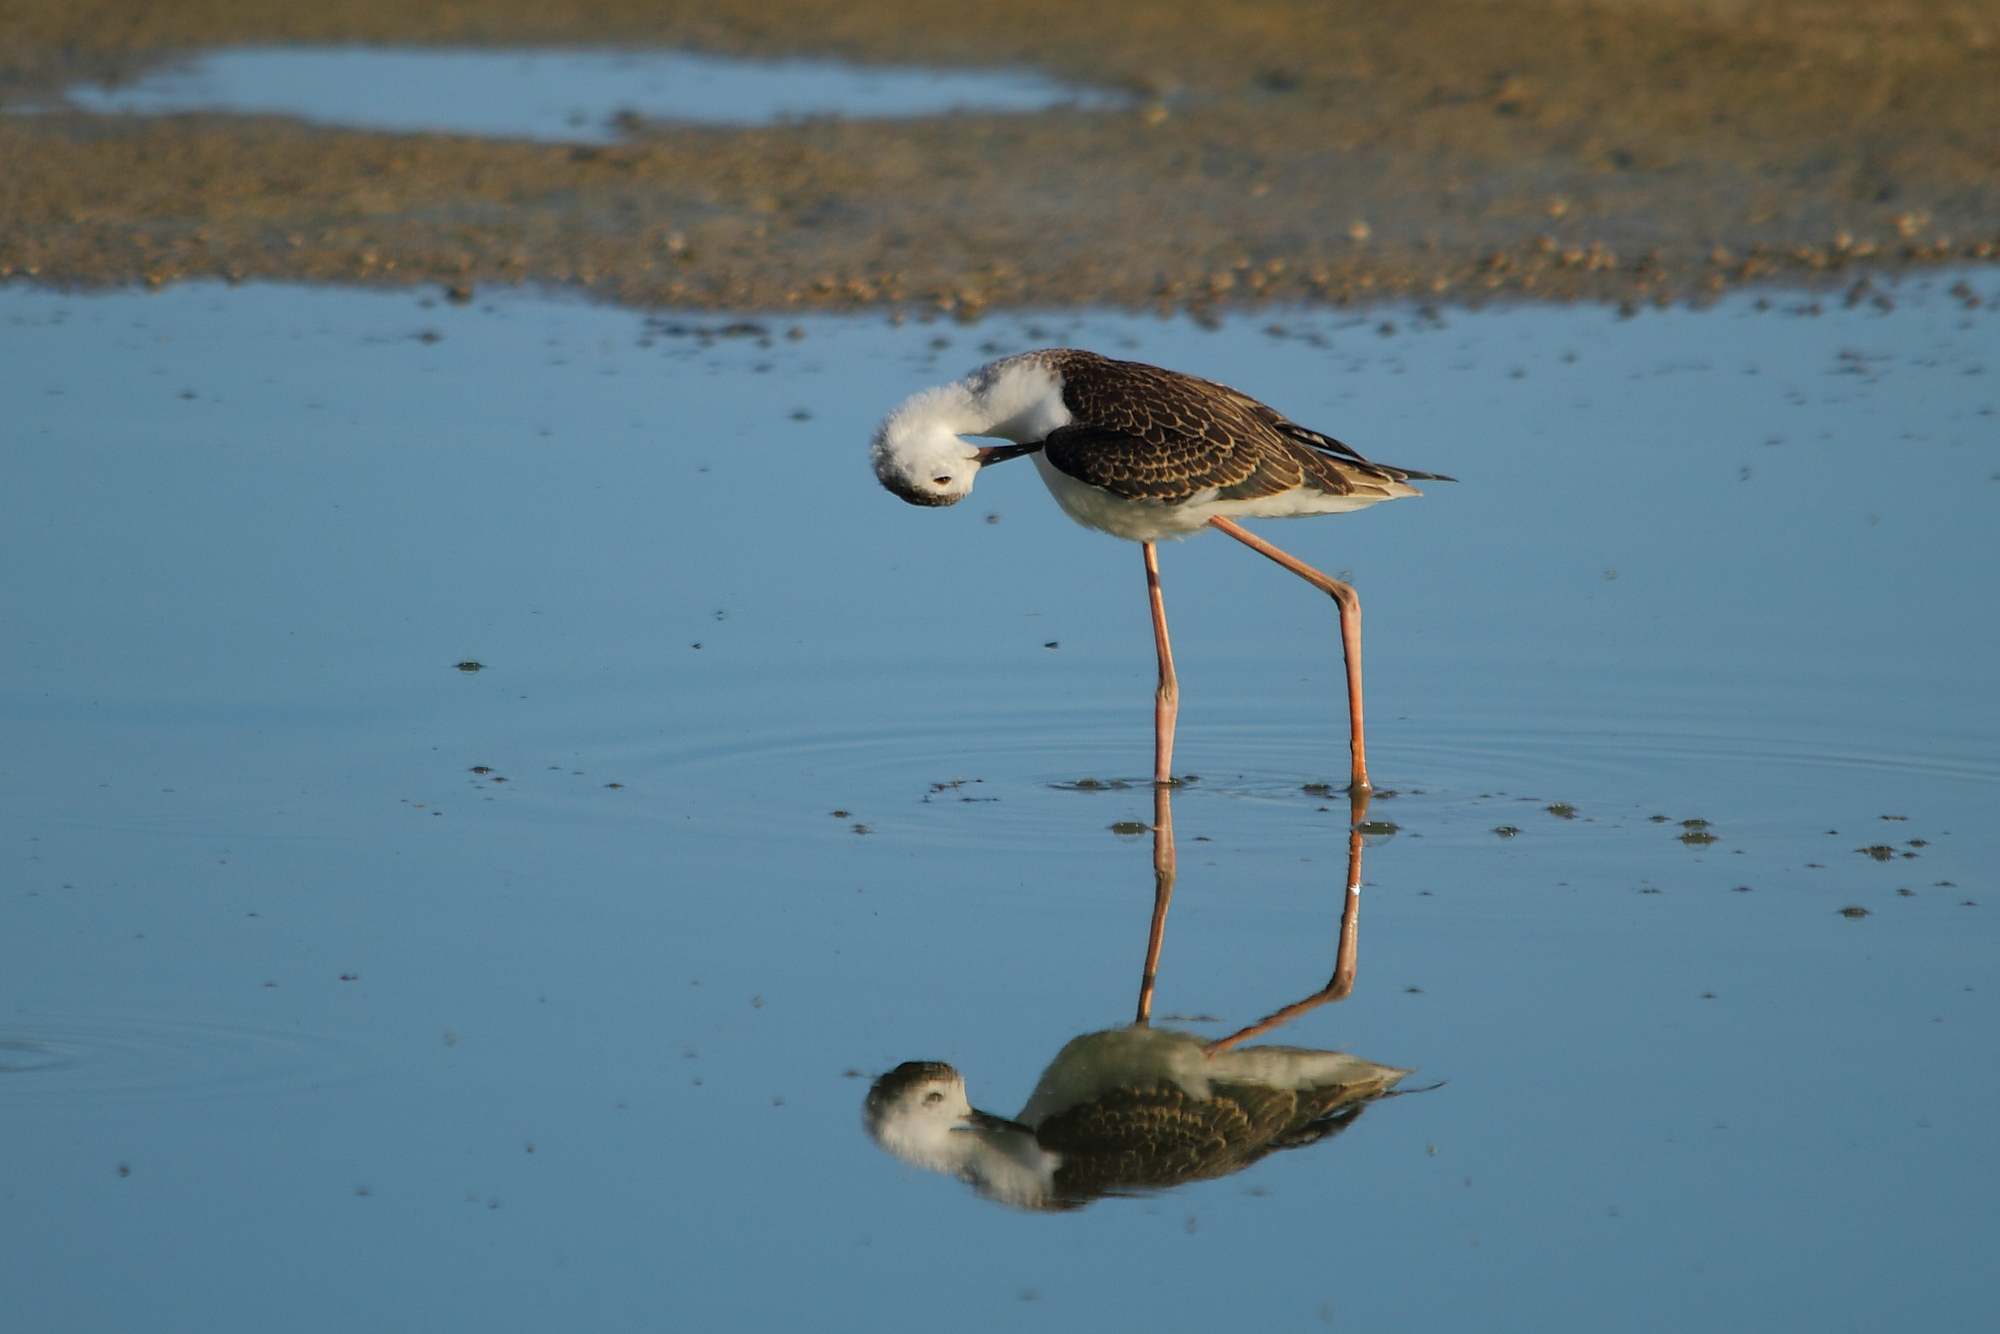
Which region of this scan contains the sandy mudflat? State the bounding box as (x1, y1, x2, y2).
(2, 0, 1995, 311)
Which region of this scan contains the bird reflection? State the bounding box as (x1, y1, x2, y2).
(864, 785, 1411, 1211)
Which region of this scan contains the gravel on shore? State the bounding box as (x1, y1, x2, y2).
(3, 0, 1995, 312)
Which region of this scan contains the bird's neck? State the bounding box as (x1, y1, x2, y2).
(967, 357, 1072, 444)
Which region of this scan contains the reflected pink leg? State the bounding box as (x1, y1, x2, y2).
(1135, 782, 1177, 1025)
(1204, 789, 1368, 1055)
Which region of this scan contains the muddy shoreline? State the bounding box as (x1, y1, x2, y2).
(3, 1, 1995, 312)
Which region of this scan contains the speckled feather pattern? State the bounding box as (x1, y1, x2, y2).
(1035, 1079, 1387, 1204)
(1033, 348, 1448, 504)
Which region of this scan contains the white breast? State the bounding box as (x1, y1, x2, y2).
(1032, 454, 1401, 543)
(1030, 455, 1213, 540)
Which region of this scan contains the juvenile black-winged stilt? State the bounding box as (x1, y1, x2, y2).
(871, 348, 1451, 792)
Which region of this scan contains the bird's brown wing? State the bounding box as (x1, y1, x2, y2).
(1043, 349, 1451, 500)
(1272, 416, 1458, 485)
(1041, 423, 1303, 502)
(1043, 352, 1294, 501)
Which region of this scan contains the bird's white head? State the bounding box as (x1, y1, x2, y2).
(870, 382, 987, 507)
(870, 354, 1070, 507)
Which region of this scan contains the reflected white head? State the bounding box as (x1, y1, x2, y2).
(862, 1060, 1059, 1210)
(862, 1061, 980, 1167)
(870, 354, 1071, 507)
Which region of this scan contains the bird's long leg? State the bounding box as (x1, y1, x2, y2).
(1203, 789, 1369, 1055)
(1205, 515, 1369, 794)
(1144, 541, 1179, 788)
(1134, 781, 1177, 1025)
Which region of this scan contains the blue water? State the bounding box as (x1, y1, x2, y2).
(47, 47, 1113, 141)
(1, 277, 1995, 1331)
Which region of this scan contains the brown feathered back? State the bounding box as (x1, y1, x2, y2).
(1039, 349, 1450, 505)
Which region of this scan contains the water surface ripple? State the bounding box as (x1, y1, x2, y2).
(1, 277, 1993, 1334)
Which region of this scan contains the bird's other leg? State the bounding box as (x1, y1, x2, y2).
(1205, 516, 1369, 794)
(1144, 541, 1180, 788)
(1135, 781, 1177, 1026)
(1203, 788, 1368, 1055)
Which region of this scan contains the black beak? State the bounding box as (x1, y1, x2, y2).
(974, 443, 1043, 467)
(961, 1107, 1034, 1134)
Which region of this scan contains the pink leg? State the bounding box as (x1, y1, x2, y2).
(1205, 516, 1369, 794)
(1144, 541, 1179, 788)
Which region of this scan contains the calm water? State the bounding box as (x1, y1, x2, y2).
(47, 47, 1110, 141)
(2, 277, 1995, 1331)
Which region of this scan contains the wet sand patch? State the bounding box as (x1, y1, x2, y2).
(2, 0, 1996, 309)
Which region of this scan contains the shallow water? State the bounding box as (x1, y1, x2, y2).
(2, 277, 1996, 1331)
(47, 47, 1109, 140)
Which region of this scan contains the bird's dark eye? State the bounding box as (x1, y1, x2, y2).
(933, 476, 952, 485)
(922, 1091, 944, 1105)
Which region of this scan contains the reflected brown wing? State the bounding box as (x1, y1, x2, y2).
(1035, 1070, 1405, 1205)
(1038, 1082, 1298, 1200)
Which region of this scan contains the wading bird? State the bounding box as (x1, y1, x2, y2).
(871, 349, 1450, 791)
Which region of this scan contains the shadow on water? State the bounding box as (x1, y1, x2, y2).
(865, 783, 1420, 1211)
